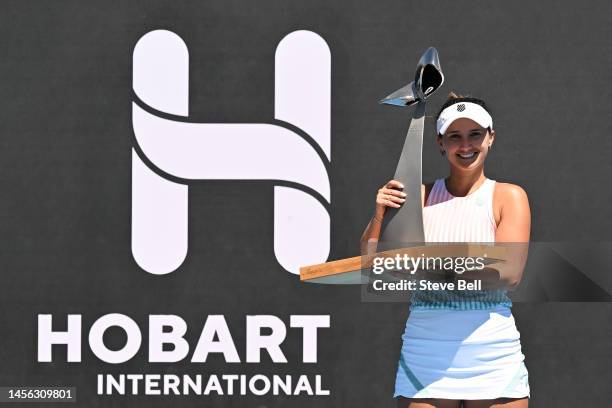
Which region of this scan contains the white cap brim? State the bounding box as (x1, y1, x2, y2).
(436, 102, 493, 135)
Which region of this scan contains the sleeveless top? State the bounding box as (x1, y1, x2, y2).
(410, 178, 512, 310)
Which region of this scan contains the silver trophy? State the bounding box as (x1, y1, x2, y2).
(299, 47, 444, 284)
(379, 47, 444, 246)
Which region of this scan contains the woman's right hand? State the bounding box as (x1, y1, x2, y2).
(375, 179, 407, 218)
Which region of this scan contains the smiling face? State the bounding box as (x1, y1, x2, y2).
(438, 118, 495, 170)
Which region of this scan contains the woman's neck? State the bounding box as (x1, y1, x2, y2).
(445, 168, 486, 197)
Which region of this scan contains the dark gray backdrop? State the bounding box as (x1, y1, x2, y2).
(1, 0, 611, 406)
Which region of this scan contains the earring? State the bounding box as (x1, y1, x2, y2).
(440, 150, 446, 156)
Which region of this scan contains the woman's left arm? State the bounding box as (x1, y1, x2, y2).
(459, 184, 531, 289)
(493, 183, 531, 288)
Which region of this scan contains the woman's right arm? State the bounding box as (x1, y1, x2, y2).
(360, 180, 406, 253)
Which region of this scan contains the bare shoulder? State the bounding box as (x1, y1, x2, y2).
(494, 182, 529, 202)
(493, 182, 530, 224)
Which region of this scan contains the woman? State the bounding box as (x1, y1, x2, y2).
(361, 93, 531, 408)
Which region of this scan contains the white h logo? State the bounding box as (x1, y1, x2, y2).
(131, 30, 331, 275)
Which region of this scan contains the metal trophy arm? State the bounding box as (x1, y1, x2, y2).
(379, 47, 444, 107)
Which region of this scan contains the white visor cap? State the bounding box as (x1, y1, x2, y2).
(436, 102, 493, 135)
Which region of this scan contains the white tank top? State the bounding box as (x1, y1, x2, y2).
(423, 178, 496, 243)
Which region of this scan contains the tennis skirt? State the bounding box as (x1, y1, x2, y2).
(394, 306, 530, 400)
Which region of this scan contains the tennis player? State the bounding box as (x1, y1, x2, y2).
(361, 93, 531, 407)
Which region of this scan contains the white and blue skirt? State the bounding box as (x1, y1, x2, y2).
(394, 306, 530, 400)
